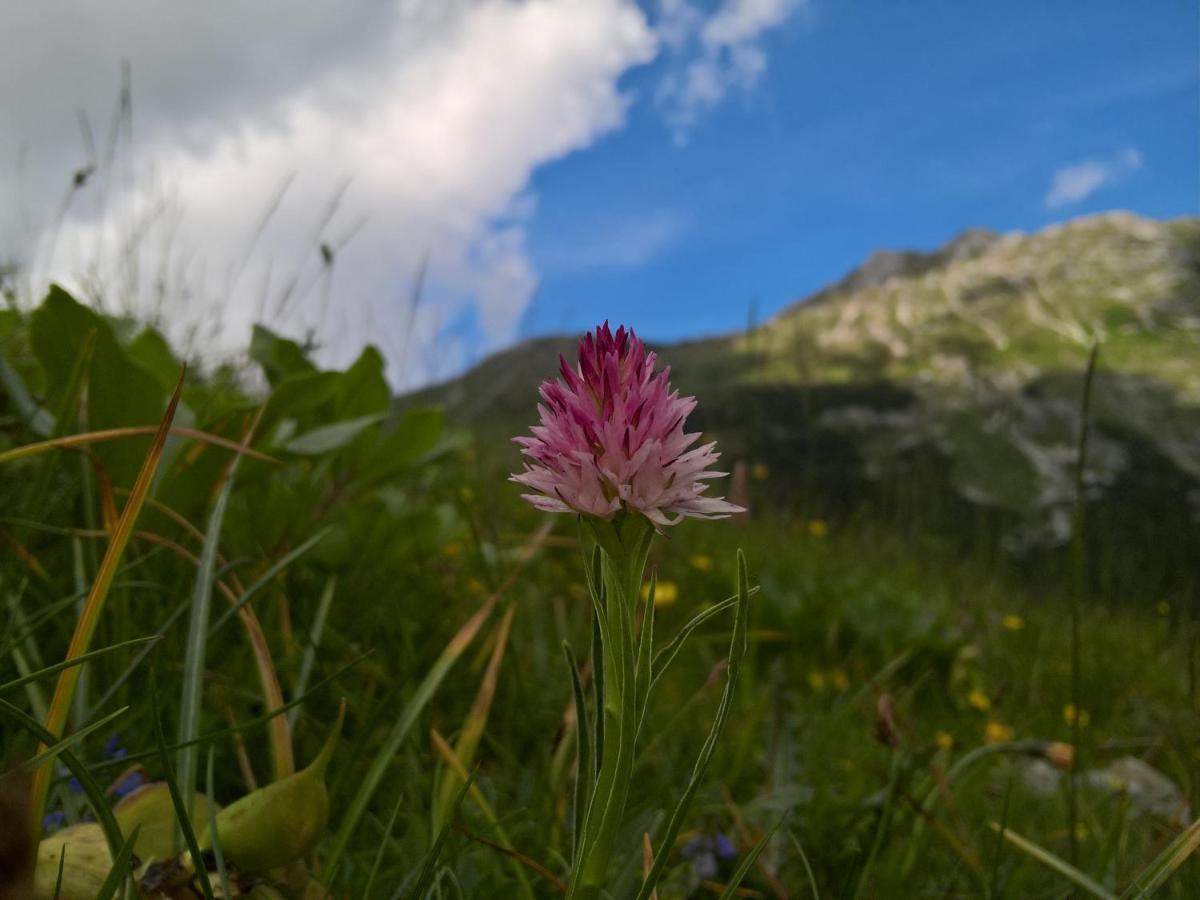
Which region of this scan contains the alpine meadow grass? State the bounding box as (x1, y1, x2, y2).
(0, 291, 1196, 898)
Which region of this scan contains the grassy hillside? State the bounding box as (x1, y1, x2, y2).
(418, 212, 1200, 599)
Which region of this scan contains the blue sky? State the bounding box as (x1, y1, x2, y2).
(5, 0, 1196, 383)
(520, 0, 1199, 343)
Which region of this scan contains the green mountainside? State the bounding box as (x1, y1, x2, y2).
(415, 212, 1200, 591)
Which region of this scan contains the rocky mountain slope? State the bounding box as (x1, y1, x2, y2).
(414, 212, 1200, 590)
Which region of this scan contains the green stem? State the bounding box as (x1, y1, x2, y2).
(568, 514, 653, 899)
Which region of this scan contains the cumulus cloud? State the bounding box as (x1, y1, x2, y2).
(1044, 148, 1143, 209)
(654, 0, 803, 142)
(2, 0, 656, 385)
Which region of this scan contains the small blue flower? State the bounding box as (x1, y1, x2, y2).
(714, 831, 736, 859)
(110, 770, 146, 800)
(42, 811, 66, 832)
(104, 734, 127, 761)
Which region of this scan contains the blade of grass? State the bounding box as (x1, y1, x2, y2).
(287, 572, 336, 731)
(786, 829, 821, 900)
(208, 528, 330, 637)
(29, 365, 185, 832)
(1, 637, 159, 694)
(718, 817, 785, 900)
(988, 822, 1116, 900)
(453, 822, 569, 894)
(205, 745, 233, 900)
(177, 444, 245, 805)
(407, 771, 475, 900)
(1119, 817, 1200, 898)
(435, 604, 516, 828)
(0, 697, 126, 860)
(363, 791, 406, 900)
(150, 666, 215, 900)
(322, 592, 500, 883)
(16, 705, 129, 774)
(0, 424, 276, 465)
(635, 551, 753, 900)
(430, 727, 536, 900)
(94, 825, 139, 900)
(85, 651, 369, 776)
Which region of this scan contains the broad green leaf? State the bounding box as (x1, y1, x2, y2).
(250, 324, 316, 385)
(284, 413, 386, 455)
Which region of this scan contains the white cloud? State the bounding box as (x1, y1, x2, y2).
(1044, 148, 1143, 210)
(654, 0, 802, 142)
(2, 0, 657, 386)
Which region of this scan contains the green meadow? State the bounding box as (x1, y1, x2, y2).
(1, 217, 1197, 899)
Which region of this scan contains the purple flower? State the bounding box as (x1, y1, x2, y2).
(512, 323, 743, 528)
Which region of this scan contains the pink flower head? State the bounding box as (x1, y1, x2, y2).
(512, 322, 744, 527)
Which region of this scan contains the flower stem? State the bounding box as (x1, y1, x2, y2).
(569, 514, 653, 898)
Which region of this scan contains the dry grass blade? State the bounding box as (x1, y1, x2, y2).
(430, 728, 536, 900)
(453, 823, 568, 893)
(436, 604, 516, 824)
(0, 424, 277, 465)
(28, 365, 186, 833)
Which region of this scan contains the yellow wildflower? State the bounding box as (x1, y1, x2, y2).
(1001, 614, 1024, 631)
(440, 541, 462, 558)
(690, 554, 714, 571)
(751, 463, 770, 480)
(807, 519, 829, 538)
(643, 580, 679, 607)
(464, 577, 486, 596)
(967, 689, 991, 712)
(1063, 704, 1090, 728)
(827, 668, 850, 691)
(935, 731, 954, 751)
(984, 721, 1014, 744)
(807, 670, 826, 692)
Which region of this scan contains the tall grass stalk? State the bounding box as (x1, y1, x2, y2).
(1069, 343, 1099, 872)
(27, 366, 184, 833)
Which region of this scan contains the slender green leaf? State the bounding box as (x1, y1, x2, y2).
(1, 637, 159, 694)
(208, 528, 330, 636)
(564, 641, 594, 864)
(206, 745, 233, 900)
(30, 365, 184, 828)
(17, 705, 129, 773)
(364, 792, 406, 900)
(177, 458, 240, 807)
(1120, 817, 1200, 898)
(635, 550, 753, 900)
(0, 697, 126, 861)
(988, 822, 1117, 900)
(287, 573, 336, 730)
(151, 667, 216, 900)
(323, 598, 497, 883)
(94, 825, 140, 900)
(718, 817, 785, 900)
(787, 829, 821, 900)
(407, 772, 475, 900)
